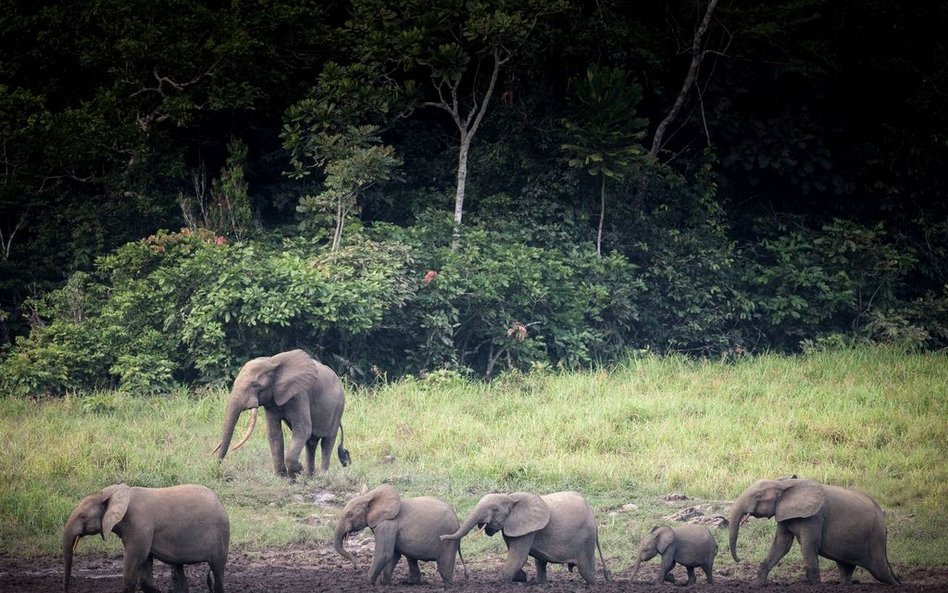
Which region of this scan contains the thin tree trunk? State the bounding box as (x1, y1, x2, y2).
(649, 0, 719, 158)
(452, 135, 470, 249)
(597, 175, 606, 257)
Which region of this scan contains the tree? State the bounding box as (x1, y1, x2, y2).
(649, 0, 721, 159)
(561, 67, 648, 257)
(288, 125, 401, 251)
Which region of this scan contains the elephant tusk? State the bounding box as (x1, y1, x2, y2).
(72, 536, 80, 551)
(211, 441, 222, 455)
(230, 408, 258, 452)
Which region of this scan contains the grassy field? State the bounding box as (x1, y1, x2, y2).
(1, 346, 945, 576)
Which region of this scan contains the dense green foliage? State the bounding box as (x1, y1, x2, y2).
(1, 0, 946, 391)
(2, 348, 945, 570)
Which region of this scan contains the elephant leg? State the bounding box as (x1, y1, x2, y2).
(319, 434, 334, 472)
(656, 553, 676, 585)
(437, 539, 458, 585)
(265, 412, 287, 476)
(796, 530, 821, 584)
(171, 564, 189, 593)
(209, 559, 226, 593)
(122, 546, 149, 593)
(405, 557, 422, 584)
(284, 419, 311, 479)
(501, 535, 534, 582)
(384, 552, 402, 585)
(139, 556, 160, 593)
(369, 523, 397, 585)
(757, 523, 794, 585)
(703, 562, 714, 584)
(686, 566, 697, 586)
(575, 545, 597, 584)
(305, 436, 318, 477)
(535, 559, 548, 584)
(837, 561, 856, 585)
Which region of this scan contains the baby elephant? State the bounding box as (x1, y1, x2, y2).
(334, 484, 465, 585)
(63, 483, 229, 593)
(630, 524, 717, 585)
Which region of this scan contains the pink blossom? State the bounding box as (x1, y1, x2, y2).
(423, 270, 438, 284)
(215, 236, 227, 246)
(507, 322, 528, 342)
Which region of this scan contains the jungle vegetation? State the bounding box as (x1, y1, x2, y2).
(1, 0, 946, 393)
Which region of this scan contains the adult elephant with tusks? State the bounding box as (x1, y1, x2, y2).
(729, 476, 900, 585)
(213, 349, 351, 479)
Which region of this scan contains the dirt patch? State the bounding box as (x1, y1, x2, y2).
(3, 549, 946, 593)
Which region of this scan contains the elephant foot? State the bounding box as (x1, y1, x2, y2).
(512, 569, 528, 582)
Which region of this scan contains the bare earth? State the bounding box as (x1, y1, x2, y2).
(3, 548, 947, 593)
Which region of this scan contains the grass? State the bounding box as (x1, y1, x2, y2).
(0, 345, 945, 577)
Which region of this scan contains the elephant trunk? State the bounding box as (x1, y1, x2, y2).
(333, 519, 356, 566)
(729, 491, 753, 562)
(62, 519, 82, 593)
(441, 508, 483, 541)
(630, 555, 643, 580)
(214, 400, 252, 460)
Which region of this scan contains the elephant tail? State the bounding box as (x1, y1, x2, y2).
(337, 423, 352, 467)
(596, 533, 610, 581)
(458, 544, 468, 580)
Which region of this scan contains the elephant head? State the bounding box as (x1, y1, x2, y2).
(441, 492, 550, 540)
(729, 478, 825, 562)
(630, 525, 675, 579)
(62, 484, 131, 593)
(213, 349, 318, 460)
(334, 485, 402, 565)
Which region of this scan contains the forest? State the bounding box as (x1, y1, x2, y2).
(1, 0, 946, 394)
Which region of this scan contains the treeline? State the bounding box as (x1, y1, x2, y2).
(1, 1, 946, 393)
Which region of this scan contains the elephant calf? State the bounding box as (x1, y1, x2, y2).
(334, 484, 466, 585)
(63, 483, 229, 593)
(630, 524, 717, 585)
(441, 490, 609, 584)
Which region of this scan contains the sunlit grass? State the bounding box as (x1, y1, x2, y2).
(0, 345, 945, 574)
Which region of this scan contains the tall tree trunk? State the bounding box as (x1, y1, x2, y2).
(597, 175, 606, 258)
(452, 135, 470, 250)
(650, 0, 720, 158)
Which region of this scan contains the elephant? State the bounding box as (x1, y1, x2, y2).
(213, 349, 350, 478)
(440, 491, 609, 584)
(729, 477, 900, 585)
(630, 524, 717, 585)
(62, 483, 229, 593)
(334, 484, 467, 585)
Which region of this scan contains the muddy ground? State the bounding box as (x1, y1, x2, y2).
(3, 547, 947, 593)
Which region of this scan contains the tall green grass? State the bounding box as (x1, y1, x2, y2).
(1, 346, 945, 573)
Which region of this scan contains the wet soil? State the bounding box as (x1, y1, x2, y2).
(3, 548, 947, 593)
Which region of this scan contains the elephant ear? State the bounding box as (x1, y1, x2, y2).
(271, 350, 319, 406)
(366, 485, 401, 528)
(776, 479, 825, 521)
(654, 527, 675, 554)
(100, 484, 131, 540)
(504, 492, 551, 537)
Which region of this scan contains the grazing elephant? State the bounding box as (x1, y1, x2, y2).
(334, 484, 466, 585)
(630, 524, 717, 585)
(440, 491, 609, 584)
(62, 483, 229, 593)
(729, 477, 900, 585)
(213, 349, 350, 478)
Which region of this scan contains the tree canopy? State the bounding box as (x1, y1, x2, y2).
(1, 0, 945, 392)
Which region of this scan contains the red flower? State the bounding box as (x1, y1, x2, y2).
(507, 322, 528, 342)
(423, 270, 438, 284)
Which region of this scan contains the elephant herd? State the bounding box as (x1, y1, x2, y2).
(62, 350, 901, 592)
